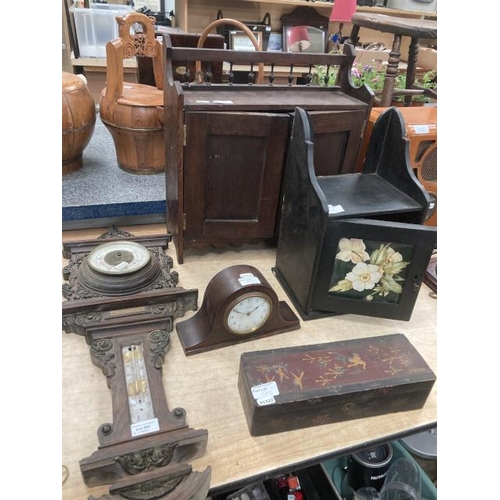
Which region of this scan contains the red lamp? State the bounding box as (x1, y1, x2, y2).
(329, 0, 357, 45)
(330, 0, 357, 23)
(287, 25, 311, 52)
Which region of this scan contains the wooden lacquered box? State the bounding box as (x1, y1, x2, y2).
(238, 334, 436, 436)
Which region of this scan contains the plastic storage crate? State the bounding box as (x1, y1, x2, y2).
(321, 440, 437, 500)
(72, 4, 133, 58)
(385, 0, 437, 13)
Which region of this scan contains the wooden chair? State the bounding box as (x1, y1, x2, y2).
(100, 12, 164, 174)
(347, 13, 437, 107)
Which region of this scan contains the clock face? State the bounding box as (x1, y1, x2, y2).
(225, 292, 272, 335)
(87, 241, 151, 275)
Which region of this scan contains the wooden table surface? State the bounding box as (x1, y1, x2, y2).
(61, 224, 437, 499)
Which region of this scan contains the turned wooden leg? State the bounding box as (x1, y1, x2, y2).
(381, 34, 402, 107)
(404, 36, 419, 106)
(347, 25, 360, 46)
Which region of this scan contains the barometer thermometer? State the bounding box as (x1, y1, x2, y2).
(61, 227, 210, 500)
(123, 343, 156, 430)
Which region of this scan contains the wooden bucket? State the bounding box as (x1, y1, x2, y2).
(99, 83, 165, 175)
(62, 72, 96, 175)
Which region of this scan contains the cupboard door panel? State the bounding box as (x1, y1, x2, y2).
(308, 109, 367, 176)
(183, 111, 290, 242)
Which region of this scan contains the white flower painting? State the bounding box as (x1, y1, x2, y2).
(329, 238, 412, 303)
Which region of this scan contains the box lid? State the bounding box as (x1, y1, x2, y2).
(240, 333, 435, 406)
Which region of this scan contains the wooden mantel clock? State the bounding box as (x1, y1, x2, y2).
(62, 227, 211, 500)
(176, 265, 300, 355)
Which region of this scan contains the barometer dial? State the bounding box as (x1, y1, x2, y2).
(87, 241, 151, 275)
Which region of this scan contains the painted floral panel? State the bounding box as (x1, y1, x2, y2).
(328, 238, 414, 304)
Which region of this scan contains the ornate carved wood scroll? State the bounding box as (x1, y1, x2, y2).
(62, 227, 211, 500)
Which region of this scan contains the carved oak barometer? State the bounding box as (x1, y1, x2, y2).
(62, 227, 210, 500)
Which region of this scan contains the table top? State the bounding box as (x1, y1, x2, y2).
(61, 224, 437, 499)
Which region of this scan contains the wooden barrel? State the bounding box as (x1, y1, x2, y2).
(62, 72, 96, 175)
(99, 83, 165, 175)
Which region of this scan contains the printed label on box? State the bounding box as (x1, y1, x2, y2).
(257, 396, 276, 406)
(251, 381, 279, 400)
(239, 273, 261, 286)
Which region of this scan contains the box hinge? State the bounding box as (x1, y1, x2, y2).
(183, 124, 187, 147)
(183, 213, 187, 231)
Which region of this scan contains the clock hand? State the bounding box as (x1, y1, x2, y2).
(248, 303, 264, 314)
(234, 303, 264, 316)
(233, 308, 249, 315)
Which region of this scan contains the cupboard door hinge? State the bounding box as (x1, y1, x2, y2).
(183, 213, 187, 231)
(183, 124, 187, 147)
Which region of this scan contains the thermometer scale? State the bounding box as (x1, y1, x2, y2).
(123, 343, 158, 435)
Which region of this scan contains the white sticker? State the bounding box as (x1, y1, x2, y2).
(328, 204, 345, 214)
(131, 418, 160, 437)
(238, 272, 261, 286)
(412, 125, 430, 134)
(213, 100, 234, 104)
(251, 381, 279, 400)
(257, 396, 276, 406)
(195, 100, 210, 104)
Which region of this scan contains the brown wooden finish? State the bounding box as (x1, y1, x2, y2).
(100, 13, 165, 174)
(61, 227, 210, 499)
(308, 109, 367, 176)
(194, 18, 264, 84)
(183, 111, 290, 245)
(280, 5, 330, 31)
(137, 33, 225, 87)
(176, 265, 300, 355)
(62, 223, 437, 499)
(61, 226, 172, 258)
(104, 463, 212, 500)
(348, 13, 437, 107)
(238, 333, 436, 436)
(163, 38, 374, 263)
(61, 226, 183, 302)
(62, 71, 96, 175)
(77, 320, 208, 480)
(424, 253, 437, 294)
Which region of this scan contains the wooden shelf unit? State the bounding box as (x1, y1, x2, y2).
(173, 0, 436, 35)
